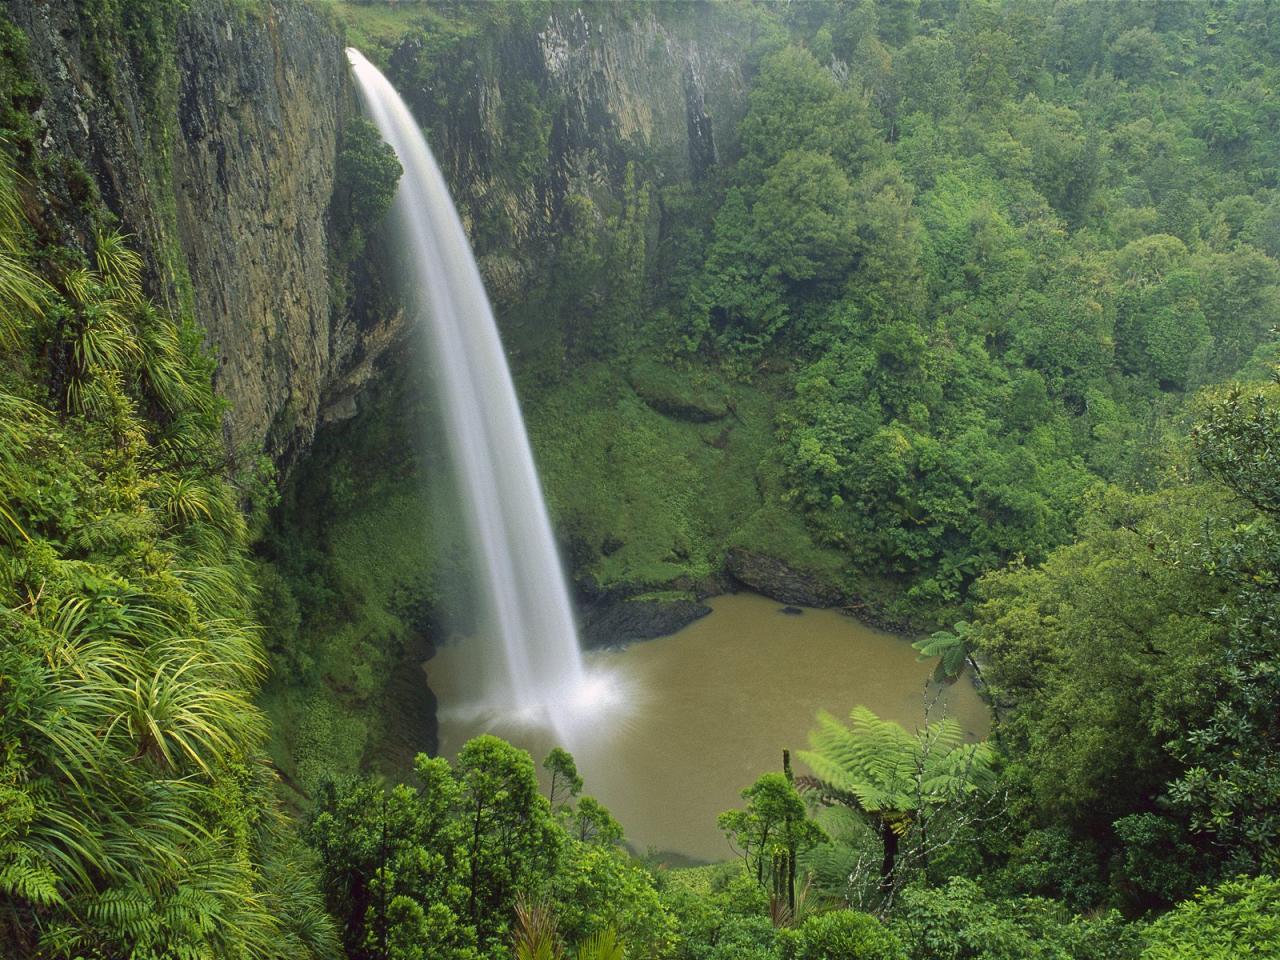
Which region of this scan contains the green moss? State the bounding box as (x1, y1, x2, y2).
(725, 504, 847, 582)
(526, 361, 775, 589)
(257, 368, 452, 792)
(629, 589, 698, 603)
(318, 1, 470, 60)
(628, 358, 730, 422)
(0, 18, 40, 145)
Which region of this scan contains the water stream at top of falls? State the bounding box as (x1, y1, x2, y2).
(346, 49, 602, 737)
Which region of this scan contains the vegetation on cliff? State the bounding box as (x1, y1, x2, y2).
(0, 148, 337, 955)
(314, 0, 1280, 630)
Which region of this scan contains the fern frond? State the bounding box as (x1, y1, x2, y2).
(0, 854, 63, 906)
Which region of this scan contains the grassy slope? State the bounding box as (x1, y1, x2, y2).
(529, 361, 771, 590)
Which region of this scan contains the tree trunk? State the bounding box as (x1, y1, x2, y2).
(879, 820, 898, 897)
(783, 749, 797, 916)
(786, 848, 796, 917)
(919, 812, 929, 874)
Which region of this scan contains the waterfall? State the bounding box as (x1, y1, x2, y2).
(347, 49, 597, 728)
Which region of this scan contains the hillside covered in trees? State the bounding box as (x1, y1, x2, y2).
(2, 0, 1280, 958)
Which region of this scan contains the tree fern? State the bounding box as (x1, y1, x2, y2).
(912, 621, 973, 679)
(798, 705, 995, 899)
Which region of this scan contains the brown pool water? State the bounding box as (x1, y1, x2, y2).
(426, 592, 990, 864)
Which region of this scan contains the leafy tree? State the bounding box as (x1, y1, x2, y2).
(1007, 97, 1100, 223)
(333, 116, 403, 294)
(309, 741, 661, 960)
(455, 736, 562, 947)
(752, 150, 858, 288)
(718, 770, 825, 917)
(1141, 875, 1280, 960)
(308, 757, 475, 960)
(846, 163, 926, 327)
(689, 187, 788, 352)
(308, 740, 562, 960)
(973, 483, 1232, 837)
(736, 45, 882, 181)
(1195, 246, 1280, 380)
(782, 909, 906, 960)
(337, 117, 403, 232)
(550, 843, 676, 956)
(567, 797, 623, 848)
(1166, 385, 1280, 874)
(544, 747, 584, 811)
(895, 35, 962, 121)
(890, 877, 1141, 960)
(1111, 814, 1198, 910)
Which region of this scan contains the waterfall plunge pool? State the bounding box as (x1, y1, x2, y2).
(425, 592, 991, 864)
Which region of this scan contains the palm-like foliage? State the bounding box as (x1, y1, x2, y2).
(155, 473, 215, 527)
(512, 898, 626, 960)
(0, 196, 337, 956)
(136, 303, 204, 414)
(93, 229, 144, 303)
(575, 928, 625, 960)
(54, 231, 204, 426)
(798, 706, 994, 898)
(769, 876, 818, 929)
(801, 706, 993, 821)
(0, 393, 48, 544)
(514, 894, 564, 960)
(912, 621, 974, 679)
(0, 153, 48, 344)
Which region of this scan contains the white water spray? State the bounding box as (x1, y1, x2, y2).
(347, 49, 606, 731)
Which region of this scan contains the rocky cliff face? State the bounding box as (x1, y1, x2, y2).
(386, 3, 755, 310)
(171, 2, 349, 462)
(9, 0, 754, 467)
(9, 0, 404, 467)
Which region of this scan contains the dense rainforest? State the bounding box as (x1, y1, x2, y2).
(2, 0, 1280, 958)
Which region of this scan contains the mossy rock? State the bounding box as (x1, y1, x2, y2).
(725, 505, 850, 607)
(628, 359, 729, 422)
(579, 595, 712, 649)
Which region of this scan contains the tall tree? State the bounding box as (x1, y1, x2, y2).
(719, 769, 825, 917)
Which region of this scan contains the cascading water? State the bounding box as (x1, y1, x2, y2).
(347, 49, 608, 733)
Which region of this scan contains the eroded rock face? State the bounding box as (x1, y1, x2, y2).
(172, 1, 349, 464)
(10, 0, 182, 308)
(388, 4, 753, 312)
(580, 596, 712, 650)
(13, 1, 752, 470)
(12, 0, 405, 468)
(725, 547, 850, 609)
